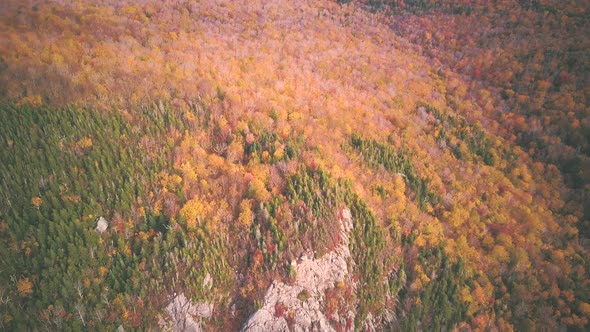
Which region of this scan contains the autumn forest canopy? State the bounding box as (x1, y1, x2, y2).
(0, 0, 588, 330)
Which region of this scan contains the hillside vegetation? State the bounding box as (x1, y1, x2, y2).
(0, 0, 588, 330)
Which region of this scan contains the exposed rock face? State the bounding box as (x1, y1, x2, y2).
(242, 208, 354, 332)
(164, 293, 213, 332)
(95, 216, 108, 233)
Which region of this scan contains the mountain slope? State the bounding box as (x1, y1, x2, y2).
(0, 0, 588, 330)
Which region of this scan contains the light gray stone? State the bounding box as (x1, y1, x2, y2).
(95, 217, 108, 233)
(164, 293, 213, 332)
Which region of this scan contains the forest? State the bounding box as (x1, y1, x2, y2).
(0, 0, 588, 330)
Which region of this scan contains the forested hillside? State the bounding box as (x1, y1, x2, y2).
(0, 0, 588, 330)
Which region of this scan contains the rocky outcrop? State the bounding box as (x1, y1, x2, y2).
(95, 216, 108, 233)
(164, 293, 202, 332)
(242, 208, 354, 332)
(163, 292, 213, 332)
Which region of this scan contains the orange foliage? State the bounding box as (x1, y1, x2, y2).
(17, 278, 33, 297)
(0, 0, 588, 329)
(31, 196, 42, 208)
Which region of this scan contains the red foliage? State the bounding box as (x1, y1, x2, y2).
(473, 68, 482, 80)
(111, 213, 126, 234)
(274, 302, 287, 318)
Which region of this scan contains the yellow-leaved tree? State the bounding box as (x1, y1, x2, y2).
(17, 278, 33, 297)
(238, 199, 254, 227)
(179, 197, 210, 229)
